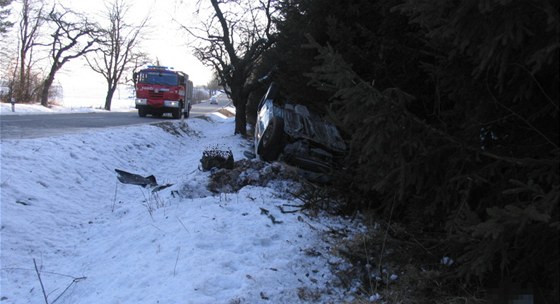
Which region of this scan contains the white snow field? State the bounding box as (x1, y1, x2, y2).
(0, 105, 363, 303)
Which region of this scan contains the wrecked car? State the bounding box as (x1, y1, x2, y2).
(247, 83, 347, 178)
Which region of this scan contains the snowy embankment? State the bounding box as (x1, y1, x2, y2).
(0, 106, 363, 303)
(0, 99, 134, 115)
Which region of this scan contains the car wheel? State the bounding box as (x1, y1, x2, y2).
(258, 117, 284, 161)
(138, 108, 147, 117)
(172, 108, 182, 119)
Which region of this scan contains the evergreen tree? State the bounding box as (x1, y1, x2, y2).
(266, 0, 559, 300)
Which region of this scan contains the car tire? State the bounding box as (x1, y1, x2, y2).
(258, 117, 284, 161)
(138, 108, 147, 117)
(172, 107, 182, 119)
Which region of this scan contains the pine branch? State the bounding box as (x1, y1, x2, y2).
(485, 70, 558, 150)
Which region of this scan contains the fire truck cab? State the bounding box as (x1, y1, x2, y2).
(133, 66, 193, 119)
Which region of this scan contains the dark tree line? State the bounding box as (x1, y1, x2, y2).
(246, 0, 558, 300)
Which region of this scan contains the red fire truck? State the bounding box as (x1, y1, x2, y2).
(133, 66, 193, 119)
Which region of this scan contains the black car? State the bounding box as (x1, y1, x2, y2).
(250, 83, 347, 177)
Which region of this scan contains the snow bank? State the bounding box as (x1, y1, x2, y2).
(0, 98, 135, 115)
(0, 112, 362, 303)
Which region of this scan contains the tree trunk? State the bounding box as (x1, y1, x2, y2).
(40, 62, 61, 107)
(40, 74, 54, 107)
(104, 85, 116, 111)
(230, 84, 247, 135)
(19, 50, 26, 102)
(235, 101, 247, 135)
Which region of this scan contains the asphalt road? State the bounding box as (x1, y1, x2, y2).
(0, 102, 227, 140)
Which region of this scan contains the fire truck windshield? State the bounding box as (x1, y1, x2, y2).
(138, 71, 178, 86)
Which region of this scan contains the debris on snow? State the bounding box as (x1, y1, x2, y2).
(115, 169, 173, 192)
(115, 169, 157, 188)
(200, 147, 234, 171)
(208, 158, 302, 193)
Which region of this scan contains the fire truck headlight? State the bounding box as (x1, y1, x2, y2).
(164, 100, 179, 108)
(135, 98, 147, 105)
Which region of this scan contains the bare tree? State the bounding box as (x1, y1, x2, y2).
(127, 51, 150, 86)
(39, 6, 100, 106)
(15, 0, 44, 103)
(184, 0, 276, 135)
(87, 0, 148, 111)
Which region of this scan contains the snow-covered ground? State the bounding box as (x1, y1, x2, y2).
(0, 104, 363, 303)
(0, 98, 135, 115)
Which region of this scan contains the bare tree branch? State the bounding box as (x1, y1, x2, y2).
(14, 0, 44, 102)
(86, 0, 149, 111)
(39, 5, 101, 106)
(182, 0, 277, 135)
